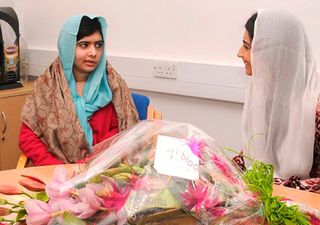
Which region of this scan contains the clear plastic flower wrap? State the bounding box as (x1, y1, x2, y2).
(0, 120, 319, 225)
(48, 120, 263, 225)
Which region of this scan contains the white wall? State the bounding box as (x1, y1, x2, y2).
(0, 1, 13, 7)
(135, 90, 243, 149)
(13, 0, 320, 64)
(6, 0, 320, 150)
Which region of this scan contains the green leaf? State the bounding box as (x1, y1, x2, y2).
(87, 174, 102, 183)
(131, 166, 145, 174)
(243, 161, 310, 225)
(15, 209, 27, 221)
(34, 192, 49, 202)
(61, 212, 86, 225)
(74, 182, 86, 189)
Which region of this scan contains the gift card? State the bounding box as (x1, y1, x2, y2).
(154, 135, 199, 180)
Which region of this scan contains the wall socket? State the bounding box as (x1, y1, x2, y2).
(153, 61, 177, 79)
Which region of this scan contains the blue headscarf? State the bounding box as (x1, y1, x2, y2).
(57, 15, 112, 147)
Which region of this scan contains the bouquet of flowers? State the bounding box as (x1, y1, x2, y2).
(0, 120, 319, 225)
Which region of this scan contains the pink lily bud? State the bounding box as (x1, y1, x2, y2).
(19, 178, 46, 192)
(0, 207, 11, 216)
(21, 175, 46, 185)
(0, 184, 23, 195)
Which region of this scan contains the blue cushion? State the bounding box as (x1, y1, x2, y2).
(131, 93, 150, 120)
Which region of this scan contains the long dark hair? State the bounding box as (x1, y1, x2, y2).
(245, 13, 257, 39)
(77, 16, 103, 41)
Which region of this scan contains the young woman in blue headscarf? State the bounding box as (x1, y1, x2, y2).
(19, 15, 139, 165)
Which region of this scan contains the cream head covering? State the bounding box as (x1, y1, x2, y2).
(242, 9, 320, 179)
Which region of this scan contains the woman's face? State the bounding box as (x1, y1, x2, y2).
(237, 30, 252, 76)
(73, 31, 104, 80)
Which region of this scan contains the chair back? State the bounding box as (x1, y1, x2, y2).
(131, 93, 150, 120)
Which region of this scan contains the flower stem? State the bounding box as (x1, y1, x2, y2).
(222, 147, 253, 161)
(22, 191, 34, 199)
(0, 218, 16, 223)
(247, 133, 263, 158)
(10, 210, 20, 214)
(6, 202, 24, 208)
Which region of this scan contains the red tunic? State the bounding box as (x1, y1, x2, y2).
(19, 103, 119, 166)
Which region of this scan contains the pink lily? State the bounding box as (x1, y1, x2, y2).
(48, 196, 77, 212)
(204, 197, 226, 217)
(98, 177, 130, 212)
(51, 197, 98, 220)
(211, 153, 239, 184)
(180, 181, 225, 218)
(25, 200, 54, 225)
(180, 181, 209, 211)
(186, 136, 208, 158)
(65, 201, 99, 219)
(70, 184, 103, 219)
(45, 166, 75, 200)
(79, 183, 104, 210)
(49, 183, 103, 220)
(0, 184, 23, 195)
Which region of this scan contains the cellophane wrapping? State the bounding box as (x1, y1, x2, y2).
(43, 120, 263, 225)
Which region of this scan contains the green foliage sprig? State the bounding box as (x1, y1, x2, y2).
(243, 160, 310, 225)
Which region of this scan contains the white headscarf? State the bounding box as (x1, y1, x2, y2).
(242, 9, 320, 179)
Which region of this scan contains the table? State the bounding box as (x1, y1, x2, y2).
(0, 165, 319, 211)
(273, 184, 320, 210)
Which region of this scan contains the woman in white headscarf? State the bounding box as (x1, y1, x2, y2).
(237, 9, 320, 192)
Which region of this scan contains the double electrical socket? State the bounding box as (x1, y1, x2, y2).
(153, 61, 177, 80)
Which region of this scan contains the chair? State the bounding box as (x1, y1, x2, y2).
(131, 92, 150, 120)
(16, 92, 162, 169)
(131, 92, 162, 120)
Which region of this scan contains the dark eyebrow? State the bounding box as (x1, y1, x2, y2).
(77, 41, 89, 45)
(242, 40, 251, 47)
(76, 40, 104, 44)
